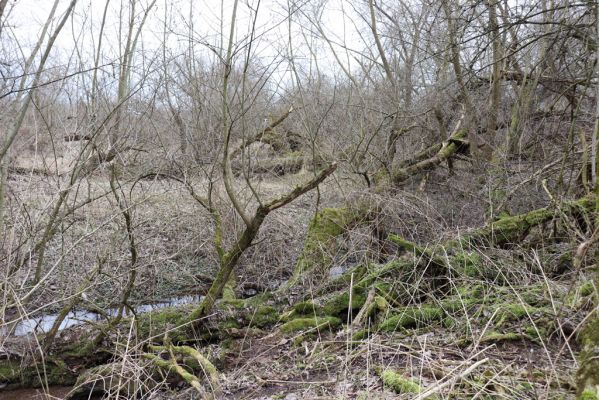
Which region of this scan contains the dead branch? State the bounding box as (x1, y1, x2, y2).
(391, 115, 469, 186)
(230, 107, 294, 160)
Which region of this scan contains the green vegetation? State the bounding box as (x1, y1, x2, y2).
(381, 369, 422, 394)
(0, 359, 76, 389)
(289, 207, 369, 285)
(378, 305, 445, 331)
(323, 291, 367, 317)
(280, 316, 342, 333)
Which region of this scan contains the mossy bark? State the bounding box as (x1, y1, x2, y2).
(285, 207, 372, 289)
(390, 128, 469, 186)
(577, 305, 599, 399)
(576, 190, 599, 399)
(447, 195, 597, 248)
(0, 338, 109, 390)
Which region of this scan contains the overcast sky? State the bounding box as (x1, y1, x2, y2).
(4, 0, 362, 85)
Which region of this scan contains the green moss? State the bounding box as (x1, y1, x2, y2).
(222, 299, 246, 309)
(453, 251, 483, 278)
(579, 389, 599, 399)
(250, 306, 279, 327)
(479, 331, 523, 344)
(373, 282, 392, 296)
(375, 295, 389, 311)
(457, 284, 485, 298)
(520, 286, 546, 307)
(580, 282, 595, 297)
(568, 281, 597, 309)
(137, 306, 189, 339)
(381, 369, 421, 394)
(279, 309, 295, 322)
(317, 264, 369, 296)
(378, 305, 445, 332)
(524, 325, 547, 340)
(373, 168, 390, 186)
(280, 316, 342, 334)
(440, 296, 477, 313)
(578, 317, 599, 397)
(443, 316, 457, 328)
(244, 292, 274, 306)
(355, 260, 412, 290)
(352, 328, 370, 341)
(517, 382, 534, 391)
(219, 319, 241, 330)
(0, 359, 76, 388)
(449, 196, 597, 249)
(495, 303, 538, 326)
(0, 360, 21, 381)
(290, 207, 368, 282)
(61, 337, 96, 358)
(323, 292, 366, 317)
(293, 301, 321, 315)
(387, 234, 420, 253)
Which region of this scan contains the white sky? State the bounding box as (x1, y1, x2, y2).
(4, 0, 365, 87)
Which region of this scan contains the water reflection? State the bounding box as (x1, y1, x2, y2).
(1, 295, 202, 337)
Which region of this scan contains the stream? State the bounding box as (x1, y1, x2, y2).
(0, 386, 76, 400)
(1, 294, 203, 337)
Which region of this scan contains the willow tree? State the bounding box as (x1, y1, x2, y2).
(183, 0, 337, 320)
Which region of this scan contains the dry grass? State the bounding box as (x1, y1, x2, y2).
(0, 150, 592, 400)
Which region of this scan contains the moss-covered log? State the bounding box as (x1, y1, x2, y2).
(231, 152, 306, 176)
(0, 358, 78, 390)
(0, 336, 111, 390)
(229, 107, 295, 160)
(382, 119, 470, 187)
(378, 368, 423, 395)
(577, 311, 599, 399)
(3, 197, 594, 396)
(284, 206, 374, 289)
(0, 299, 281, 391)
(449, 196, 597, 249)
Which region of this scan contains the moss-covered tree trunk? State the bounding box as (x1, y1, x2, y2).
(284, 207, 373, 289)
(576, 24, 599, 390)
(577, 280, 599, 398)
(3, 195, 598, 395)
(576, 191, 599, 398)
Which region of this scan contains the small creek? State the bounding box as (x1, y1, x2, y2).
(0, 386, 78, 400)
(1, 295, 202, 337)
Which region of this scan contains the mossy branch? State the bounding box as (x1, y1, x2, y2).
(449, 195, 597, 248)
(148, 344, 221, 398)
(144, 352, 205, 396)
(391, 126, 468, 186)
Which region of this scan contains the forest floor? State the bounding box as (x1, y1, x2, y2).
(1, 161, 593, 399)
(3, 166, 346, 313)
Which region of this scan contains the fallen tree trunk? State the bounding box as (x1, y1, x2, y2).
(391, 127, 469, 186)
(448, 196, 596, 249)
(377, 113, 469, 187)
(230, 107, 294, 160)
(283, 206, 376, 291)
(231, 152, 305, 176)
(2, 195, 596, 396)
